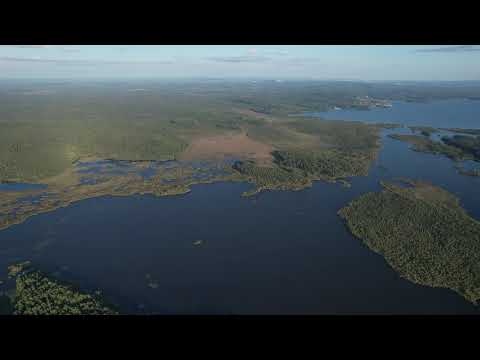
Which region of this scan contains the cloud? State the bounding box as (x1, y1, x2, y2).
(0, 56, 174, 66)
(207, 55, 271, 63)
(206, 47, 290, 64)
(0, 45, 51, 48)
(265, 49, 289, 56)
(415, 45, 480, 53)
(287, 57, 321, 63)
(250, 48, 289, 56)
(0, 45, 81, 52)
(0, 56, 64, 63)
(282, 57, 323, 66)
(60, 47, 81, 53)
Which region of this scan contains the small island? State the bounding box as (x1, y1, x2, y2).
(233, 147, 376, 197)
(458, 168, 480, 177)
(338, 179, 480, 304)
(409, 126, 439, 137)
(388, 134, 462, 159)
(388, 133, 480, 161)
(352, 96, 392, 109)
(442, 128, 480, 136)
(5, 262, 118, 315)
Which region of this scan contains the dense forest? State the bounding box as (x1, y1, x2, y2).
(442, 135, 480, 160)
(388, 134, 469, 160)
(339, 180, 480, 304)
(231, 147, 375, 196)
(5, 262, 118, 315)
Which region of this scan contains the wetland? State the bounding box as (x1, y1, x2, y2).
(1, 80, 480, 314)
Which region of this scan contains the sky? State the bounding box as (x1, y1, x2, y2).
(0, 45, 479, 81)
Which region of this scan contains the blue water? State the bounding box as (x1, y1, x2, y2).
(75, 159, 234, 183)
(76, 160, 144, 177)
(461, 160, 480, 172)
(303, 99, 480, 129)
(0, 183, 47, 192)
(139, 167, 157, 180)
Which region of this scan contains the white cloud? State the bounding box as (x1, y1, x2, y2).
(265, 48, 289, 56)
(415, 45, 480, 53)
(0, 45, 51, 48)
(0, 56, 173, 65)
(207, 55, 271, 63)
(0, 45, 81, 52)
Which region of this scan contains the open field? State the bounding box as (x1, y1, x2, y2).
(178, 132, 274, 165)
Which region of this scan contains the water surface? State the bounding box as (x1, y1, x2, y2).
(0, 183, 47, 192)
(303, 99, 480, 129)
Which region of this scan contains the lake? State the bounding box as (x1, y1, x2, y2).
(0, 101, 479, 314)
(302, 99, 480, 129)
(0, 183, 47, 192)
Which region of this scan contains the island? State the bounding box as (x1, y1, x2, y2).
(388, 133, 480, 161)
(352, 96, 392, 109)
(338, 179, 480, 304)
(441, 128, 480, 136)
(4, 261, 118, 315)
(409, 126, 439, 137)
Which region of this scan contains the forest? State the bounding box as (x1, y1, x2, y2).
(442, 135, 480, 160)
(409, 126, 438, 137)
(339, 180, 480, 304)
(443, 128, 480, 136)
(5, 262, 118, 315)
(231, 146, 375, 196)
(2, 79, 478, 183)
(388, 134, 468, 160)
